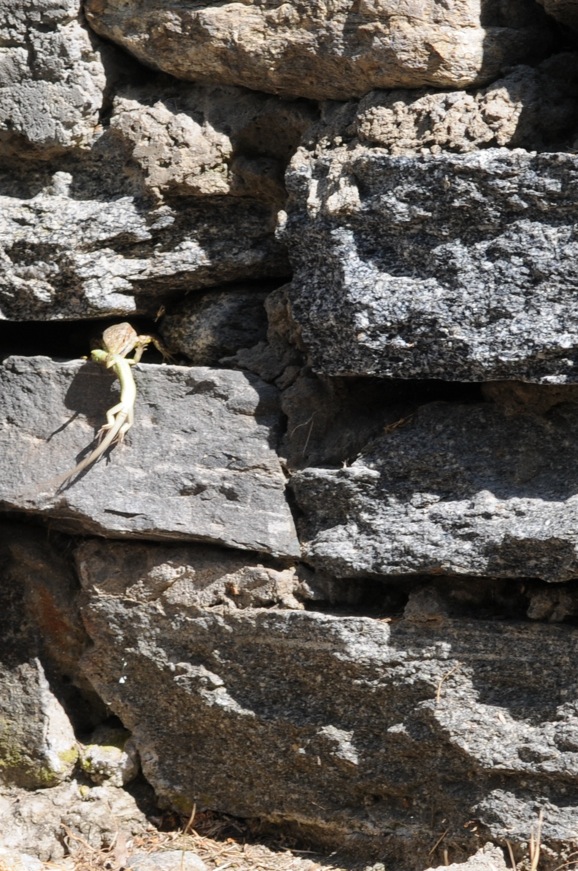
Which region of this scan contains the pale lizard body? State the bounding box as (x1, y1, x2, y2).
(29, 323, 170, 495)
(46, 351, 137, 492)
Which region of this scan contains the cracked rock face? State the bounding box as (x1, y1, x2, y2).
(84, 0, 551, 100)
(283, 148, 578, 382)
(0, 357, 299, 557)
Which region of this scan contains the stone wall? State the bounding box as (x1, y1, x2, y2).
(1, 1, 578, 869)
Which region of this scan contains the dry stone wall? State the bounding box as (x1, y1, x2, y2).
(2, 1, 578, 870)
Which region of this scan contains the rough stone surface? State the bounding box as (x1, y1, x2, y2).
(280, 372, 425, 471)
(0, 521, 108, 735)
(77, 554, 578, 867)
(0, 658, 77, 788)
(319, 56, 578, 156)
(227, 284, 305, 389)
(0, 527, 78, 788)
(425, 844, 507, 871)
(0, 357, 299, 557)
(0, 0, 107, 156)
(0, 849, 45, 871)
(161, 285, 270, 365)
(1, 523, 86, 682)
(0, 163, 286, 321)
(79, 725, 139, 787)
(0, 73, 308, 321)
(75, 540, 314, 612)
(4, 0, 578, 867)
(84, 0, 551, 100)
(291, 399, 578, 582)
(109, 83, 315, 202)
(0, 781, 149, 861)
(283, 147, 578, 382)
(481, 380, 578, 417)
(475, 790, 578, 869)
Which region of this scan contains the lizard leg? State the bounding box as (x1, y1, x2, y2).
(116, 407, 134, 442)
(106, 406, 134, 443)
(132, 334, 173, 363)
(100, 402, 124, 431)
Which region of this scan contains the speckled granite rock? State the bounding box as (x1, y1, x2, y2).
(283, 148, 578, 382)
(84, 0, 551, 100)
(291, 399, 578, 581)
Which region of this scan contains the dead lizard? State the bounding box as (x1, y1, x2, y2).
(33, 323, 171, 494)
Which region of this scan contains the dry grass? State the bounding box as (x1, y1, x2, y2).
(52, 809, 349, 871)
(506, 810, 547, 871)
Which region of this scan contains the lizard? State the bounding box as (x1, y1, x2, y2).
(32, 322, 171, 495)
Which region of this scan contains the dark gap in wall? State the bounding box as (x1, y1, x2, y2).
(527, 10, 578, 53)
(283, 373, 487, 470)
(304, 575, 411, 619)
(304, 573, 578, 625)
(0, 276, 285, 365)
(0, 317, 168, 362)
(333, 374, 486, 404)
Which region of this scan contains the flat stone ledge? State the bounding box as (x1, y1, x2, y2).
(0, 356, 299, 557)
(291, 400, 578, 581)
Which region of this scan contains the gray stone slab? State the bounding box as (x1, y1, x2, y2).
(291, 400, 578, 581)
(0, 357, 299, 557)
(283, 148, 578, 382)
